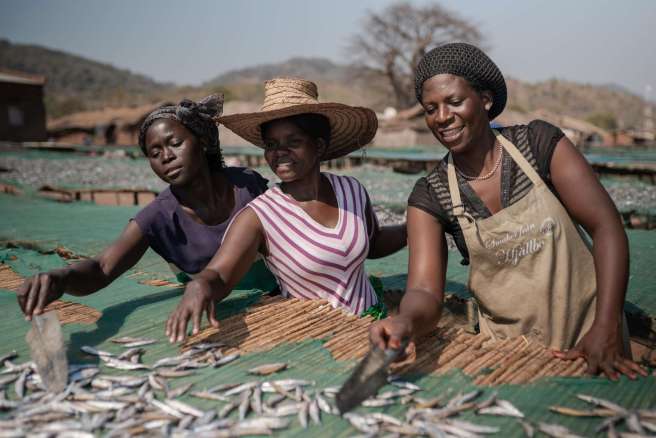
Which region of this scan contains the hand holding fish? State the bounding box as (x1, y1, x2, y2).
(552, 323, 647, 380)
(165, 277, 219, 343)
(17, 270, 66, 321)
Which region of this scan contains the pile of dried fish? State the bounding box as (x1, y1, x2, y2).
(2, 341, 654, 437)
(548, 393, 656, 437)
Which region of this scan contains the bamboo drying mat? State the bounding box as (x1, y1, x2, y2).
(187, 295, 589, 386)
(0, 263, 101, 324)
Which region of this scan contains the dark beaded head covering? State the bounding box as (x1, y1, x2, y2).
(139, 94, 225, 170)
(415, 43, 507, 120)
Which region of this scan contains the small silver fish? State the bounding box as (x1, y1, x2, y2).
(298, 401, 309, 429)
(387, 377, 421, 392)
(218, 401, 237, 419)
(343, 412, 379, 434)
(537, 422, 584, 438)
(123, 339, 157, 348)
(103, 358, 150, 371)
(14, 369, 29, 399)
(117, 347, 144, 362)
(100, 375, 146, 387)
(156, 368, 194, 378)
(362, 398, 396, 407)
(152, 357, 184, 369)
(248, 362, 287, 376)
(315, 392, 333, 415)
(309, 399, 321, 425)
(174, 360, 209, 370)
(150, 399, 183, 418)
(69, 367, 100, 383)
(194, 409, 218, 427)
(518, 420, 535, 438)
(576, 394, 628, 415)
(239, 416, 290, 430)
(266, 401, 303, 417)
(166, 382, 193, 399)
(213, 353, 240, 367)
(0, 351, 18, 365)
(367, 412, 403, 426)
(378, 388, 416, 400)
(165, 399, 204, 417)
(206, 382, 240, 393)
(193, 419, 235, 433)
(445, 419, 500, 434)
(190, 391, 230, 402)
(178, 414, 195, 430)
(238, 389, 251, 421)
(223, 381, 259, 397)
(148, 373, 168, 392)
(80, 346, 113, 358)
(251, 386, 263, 415)
(446, 390, 481, 408)
(0, 374, 18, 387)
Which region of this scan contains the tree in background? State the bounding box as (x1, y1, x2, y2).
(348, 1, 483, 109)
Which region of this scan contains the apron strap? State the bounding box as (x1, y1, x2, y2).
(493, 130, 544, 186)
(446, 152, 474, 231)
(446, 129, 545, 230)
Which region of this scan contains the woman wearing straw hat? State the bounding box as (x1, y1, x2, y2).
(370, 43, 647, 380)
(18, 95, 276, 321)
(164, 78, 407, 343)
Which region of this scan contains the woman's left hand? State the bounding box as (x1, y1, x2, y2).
(552, 324, 647, 380)
(165, 279, 219, 343)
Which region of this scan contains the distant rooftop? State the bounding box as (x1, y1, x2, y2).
(0, 68, 46, 85)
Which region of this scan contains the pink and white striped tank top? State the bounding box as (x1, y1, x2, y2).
(247, 173, 378, 315)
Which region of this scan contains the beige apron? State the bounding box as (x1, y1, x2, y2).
(446, 131, 597, 350)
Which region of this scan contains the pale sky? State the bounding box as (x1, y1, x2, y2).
(1, 0, 654, 99)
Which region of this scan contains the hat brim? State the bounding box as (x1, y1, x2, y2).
(217, 103, 377, 161)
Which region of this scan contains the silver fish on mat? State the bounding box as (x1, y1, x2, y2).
(111, 336, 156, 345)
(103, 358, 150, 371)
(248, 362, 287, 376)
(80, 346, 113, 358)
(537, 422, 584, 438)
(213, 353, 240, 368)
(166, 382, 193, 399)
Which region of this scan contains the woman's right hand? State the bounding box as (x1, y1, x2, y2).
(165, 278, 219, 343)
(17, 271, 66, 320)
(369, 315, 414, 353)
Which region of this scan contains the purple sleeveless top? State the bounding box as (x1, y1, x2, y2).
(133, 167, 268, 274)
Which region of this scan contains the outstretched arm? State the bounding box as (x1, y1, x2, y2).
(166, 207, 265, 343)
(17, 220, 148, 320)
(366, 195, 407, 259)
(369, 206, 447, 351)
(548, 136, 646, 379)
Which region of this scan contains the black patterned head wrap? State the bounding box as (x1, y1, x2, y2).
(415, 43, 507, 120)
(139, 94, 225, 170)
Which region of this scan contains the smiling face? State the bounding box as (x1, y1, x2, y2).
(420, 74, 493, 154)
(261, 118, 326, 183)
(144, 118, 206, 186)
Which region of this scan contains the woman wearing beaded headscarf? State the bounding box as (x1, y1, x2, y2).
(370, 43, 647, 380)
(18, 95, 276, 323)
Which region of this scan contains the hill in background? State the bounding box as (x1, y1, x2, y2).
(0, 39, 171, 117)
(1, 39, 652, 131)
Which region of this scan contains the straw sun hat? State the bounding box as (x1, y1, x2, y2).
(216, 78, 377, 161)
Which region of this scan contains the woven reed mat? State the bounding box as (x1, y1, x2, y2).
(186, 295, 588, 385)
(0, 263, 101, 325)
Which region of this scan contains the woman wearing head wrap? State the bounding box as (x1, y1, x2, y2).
(370, 43, 646, 380)
(164, 78, 407, 343)
(18, 95, 275, 321)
